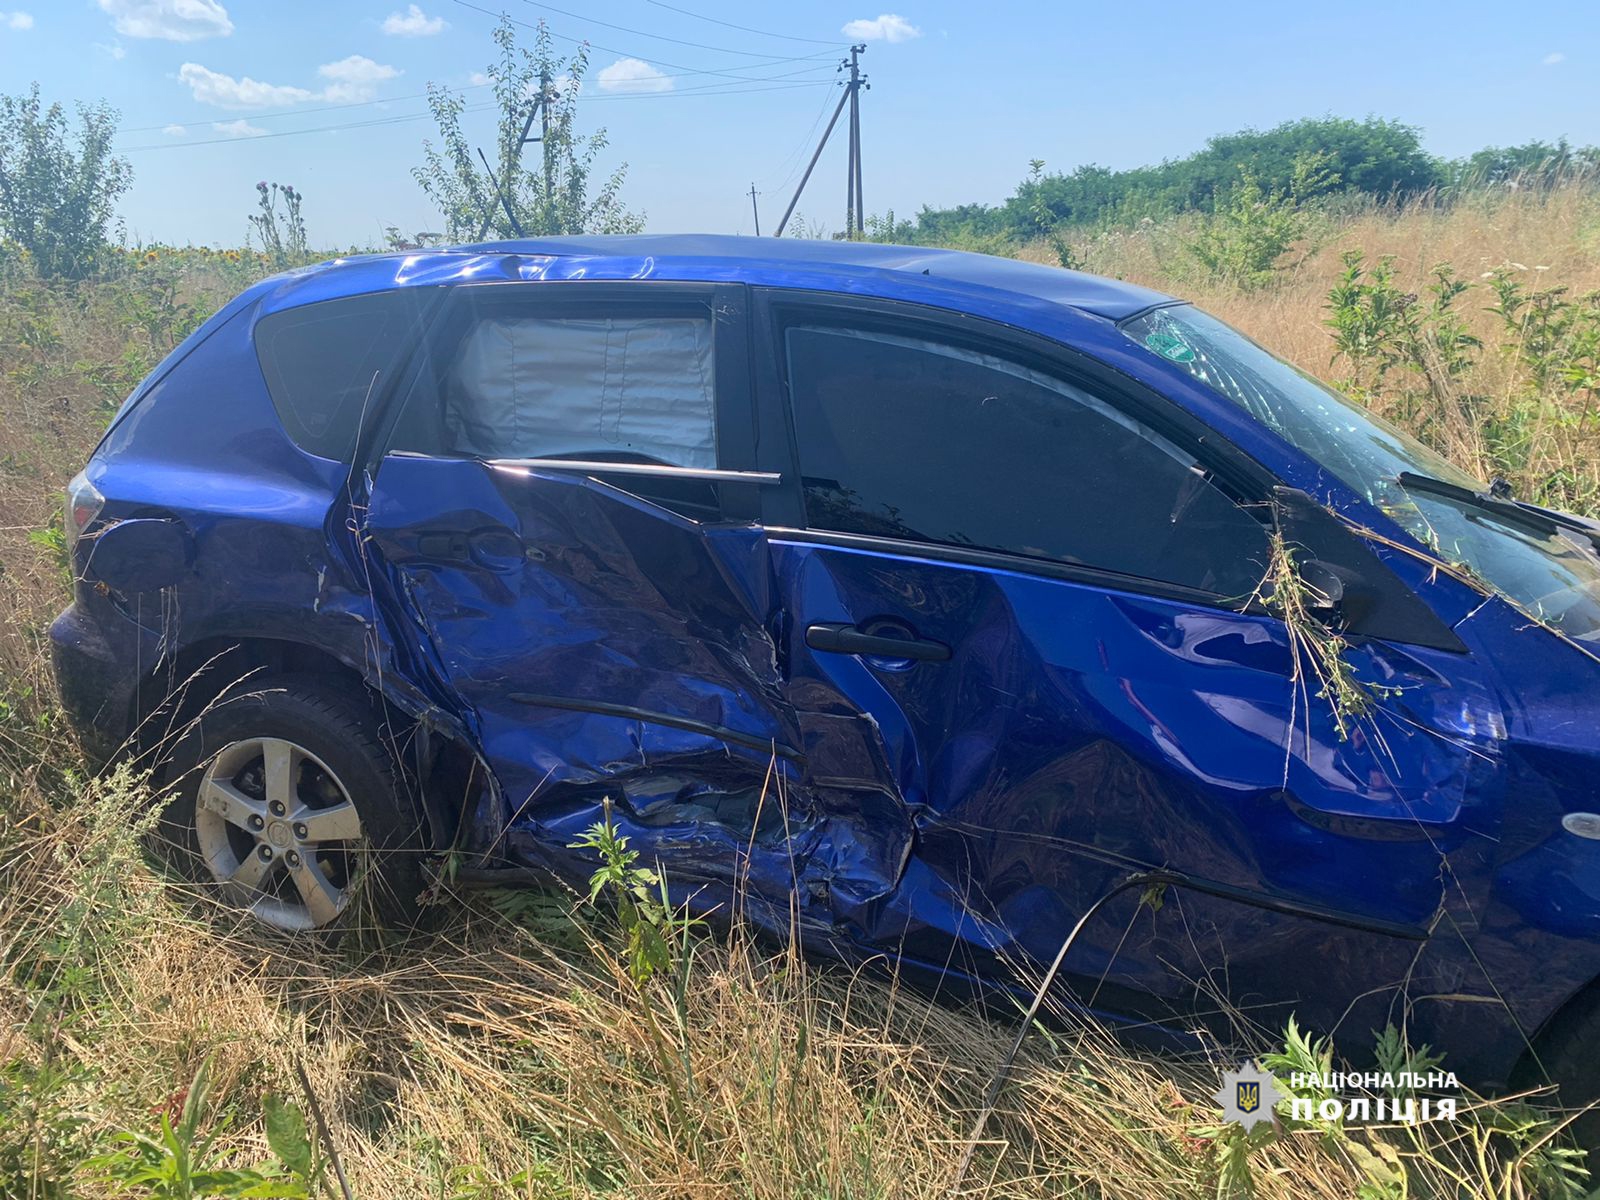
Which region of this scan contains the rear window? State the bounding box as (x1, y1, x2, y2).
(255, 292, 421, 461)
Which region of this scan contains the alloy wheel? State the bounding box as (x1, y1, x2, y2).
(193, 736, 365, 931)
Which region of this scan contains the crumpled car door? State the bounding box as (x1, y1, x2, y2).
(361, 282, 818, 913)
(367, 459, 809, 891)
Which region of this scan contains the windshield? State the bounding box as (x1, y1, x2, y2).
(1121, 304, 1600, 644)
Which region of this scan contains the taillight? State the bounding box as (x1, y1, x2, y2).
(65, 470, 105, 553)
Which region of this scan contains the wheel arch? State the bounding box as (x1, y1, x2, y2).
(128, 633, 478, 851)
(1510, 968, 1600, 1091)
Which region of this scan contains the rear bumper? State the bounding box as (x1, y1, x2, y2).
(49, 600, 140, 771)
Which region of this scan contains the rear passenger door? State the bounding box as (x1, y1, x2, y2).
(362, 283, 808, 899)
(755, 291, 1481, 1022)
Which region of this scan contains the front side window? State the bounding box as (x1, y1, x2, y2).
(1123, 304, 1600, 643)
(783, 323, 1270, 599)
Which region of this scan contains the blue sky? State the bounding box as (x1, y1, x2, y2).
(1, 0, 1597, 247)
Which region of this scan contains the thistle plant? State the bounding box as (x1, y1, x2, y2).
(247, 181, 309, 269)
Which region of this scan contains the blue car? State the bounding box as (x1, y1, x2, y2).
(51, 236, 1600, 1106)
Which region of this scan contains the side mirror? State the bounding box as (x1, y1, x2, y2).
(1296, 558, 1359, 620)
(82, 517, 192, 593)
(1270, 485, 1465, 652)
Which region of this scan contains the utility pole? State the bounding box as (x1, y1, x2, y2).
(845, 45, 865, 238)
(748, 183, 761, 236)
(474, 75, 551, 240)
(477, 147, 524, 237)
(539, 68, 553, 204)
(775, 44, 867, 238)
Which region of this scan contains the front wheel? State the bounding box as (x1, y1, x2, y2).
(158, 675, 426, 933)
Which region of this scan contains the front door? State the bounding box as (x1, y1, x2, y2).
(755, 292, 1504, 1037)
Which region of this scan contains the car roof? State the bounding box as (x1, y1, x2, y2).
(464, 235, 1176, 320)
(257, 234, 1177, 323)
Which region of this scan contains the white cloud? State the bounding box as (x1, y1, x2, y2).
(1543, 51, 1565, 65)
(596, 56, 671, 93)
(468, 70, 491, 86)
(211, 118, 265, 137)
(841, 13, 920, 42)
(95, 41, 127, 57)
(317, 54, 401, 101)
(3, 10, 33, 29)
(162, 122, 186, 135)
(382, 3, 445, 36)
(179, 62, 313, 108)
(99, 0, 231, 41)
(178, 56, 399, 109)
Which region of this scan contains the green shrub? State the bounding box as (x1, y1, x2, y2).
(1188, 169, 1305, 290)
(0, 83, 132, 280)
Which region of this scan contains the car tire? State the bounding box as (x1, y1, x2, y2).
(156, 674, 427, 934)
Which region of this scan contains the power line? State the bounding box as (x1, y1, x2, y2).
(644, 0, 842, 47)
(133, 107, 488, 152)
(449, 0, 832, 83)
(581, 78, 832, 102)
(121, 0, 839, 143)
(117, 63, 832, 147)
(118, 103, 500, 152)
(119, 83, 494, 135)
(512, 0, 839, 59)
(116, 77, 835, 152)
(117, 2, 843, 156)
(758, 81, 841, 192)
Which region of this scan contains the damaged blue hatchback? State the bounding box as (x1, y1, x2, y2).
(51, 235, 1600, 1106)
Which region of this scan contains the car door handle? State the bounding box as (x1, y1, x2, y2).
(412, 528, 525, 571)
(804, 622, 951, 662)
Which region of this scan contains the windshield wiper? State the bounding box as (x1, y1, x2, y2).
(1398, 472, 1600, 552)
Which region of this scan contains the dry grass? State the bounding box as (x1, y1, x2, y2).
(1065, 185, 1600, 374)
(6, 767, 1575, 1199)
(1037, 183, 1600, 513)
(3, 200, 1599, 1197)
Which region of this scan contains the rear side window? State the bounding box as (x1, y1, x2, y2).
(783, 324, 1269, 598)
(434, 314, 716, 467)
(255, 292, 419, 461)
(386, 298, 724, 520)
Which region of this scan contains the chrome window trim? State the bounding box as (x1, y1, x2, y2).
(487, 458, 782, 485)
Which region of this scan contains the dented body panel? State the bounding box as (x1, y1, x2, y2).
(49, 236, 1600, 1089)
(365, 454, 807, 884)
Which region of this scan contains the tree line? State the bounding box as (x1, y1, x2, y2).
(889, 117, 1600, 247)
